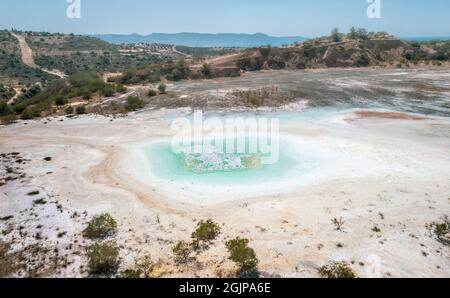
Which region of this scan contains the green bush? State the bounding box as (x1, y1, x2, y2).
(0, 113, 16, 124)
(54, 95, 68, 106)
(356, 54, 370, 67)
(12, 102, 27, 114)
(75, 105, 86, 115)
(115, 84, 127, 94)
(166, 60, 190, 81)
(147, 89, 157, 97)
(86, 242, 119, 275)
(225, 238, 259, 277)
(426, 216, 450, 244)
(318, 261, 356, 278)
(0, 102, 13, 117)
(0, 84, 16, 100)
(21, 107, 39, 120)
(191, 219, 221, 243)
(101, 85, 115, 97)
(126, 96, 145, 111)
(158, 83, 166, 94)
(82, 213, 117, 239)
(172, 241, 192, 264)
(80, 86, 92, 99)
(65, 106, 74, 114)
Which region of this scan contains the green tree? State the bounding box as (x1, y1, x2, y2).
(331, 28, 341, 42)
(357, 28, 368, 40)
(225, 238, 259, 277)
(349, 26, 358, 40)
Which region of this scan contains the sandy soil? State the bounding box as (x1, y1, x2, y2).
(1, 103, 449, 277)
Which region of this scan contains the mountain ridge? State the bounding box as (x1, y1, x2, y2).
(90, 32, 308, 47)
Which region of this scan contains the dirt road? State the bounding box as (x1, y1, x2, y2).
(11, 32, 67, 79)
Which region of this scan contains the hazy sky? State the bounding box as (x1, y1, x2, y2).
(1, 0, 449, 37)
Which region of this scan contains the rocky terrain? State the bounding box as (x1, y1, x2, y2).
(203, 39, 449, 72)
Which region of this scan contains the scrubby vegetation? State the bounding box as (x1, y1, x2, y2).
(158, 83, 166, 94)
(235, 28, 450, 71)
(331, 217, 345, 232)
(172, 241, 193, 264)
(23, 31, 167, 75)
(147, 89, 157, 97)
(75, 105, 86, 115)
(318, 261, 357, 278)
(86, 241, 119, 276)
(231, 86, 281, 107)
(225, 238, 259, 278)
(2, 71, 117, 119)
(0, 113, 16, 124)
(0, 84, 16, 100)
(120, 268, 143, 278)
(0, 30, 55, 84)
(115, 83, 127, 94)
(114, 60, 190, 85)
(175, 45, 236, 60)
(82, 213, 117, 239)
(191, 219, 221, 244)
(126, 96, 145, 111)
(64, 106, 74, 115)
(426, 216, 450, 245)
(201, 63, 212, 78)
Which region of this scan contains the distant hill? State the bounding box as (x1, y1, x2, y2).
(200, 32, 450, 71)
(91, 33, 307, 48)
(401, 36, 450, 42)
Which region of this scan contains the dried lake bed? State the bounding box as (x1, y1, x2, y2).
(1, 68, 450, 277)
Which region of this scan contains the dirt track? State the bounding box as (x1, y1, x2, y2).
(11, 32, 67, 79)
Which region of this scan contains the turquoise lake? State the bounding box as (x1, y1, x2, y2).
(143, 139, 315, 185)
